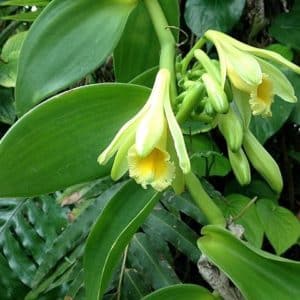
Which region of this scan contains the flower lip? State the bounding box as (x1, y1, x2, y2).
(249, 73, 274, 117)
(128, 145, 175, 191)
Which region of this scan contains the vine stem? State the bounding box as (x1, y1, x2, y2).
(116, 245, 129, 300)
(143, 0, 177, 104)
(181, 37, 207, 74)
(185, 172, 226, 226)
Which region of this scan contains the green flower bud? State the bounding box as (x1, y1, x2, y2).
(243, 130, 283, 193)
(228, 147, 251, 186)
(202, 73, 229, 113)
(218, 106, 243, 152)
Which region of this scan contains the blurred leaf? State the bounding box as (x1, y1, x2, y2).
(287, 71, 300, 125)
(187, 134, 231, 177)
(142, 284, 217, 300)
(224, 179, 279, 201)
(256, 199, 300, 255)
(0, 196, 68, 287)
(0, 252, 29, 300)
(269, 2, 300, 50)
(266, 44, 293, 61)
(0, 31, 27, 88)
(0, 87, 15, 124)
(289, 150, 300, 163)
(198, 225, 300, 300)
(161, 191, 207, 224)
(0, 0, 49, 6)
(30, 183, 122, 292)
(0, 84, 149, 197)
(16, 0, 137, 115)
(142, 208, 200, 263)
(114, 0, 179, 82)
(1, 11, 40, 21)
(128, 233, 180, 290)
(121, 269, 151, 300)
(84, 181, 158, 300)
(214, 194, 264, 248)
(184, 0, 246, 37)
(130, 66, 158, 88)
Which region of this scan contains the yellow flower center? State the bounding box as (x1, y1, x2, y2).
(128, 145, 175, 192)
(249, 74, 274, 117)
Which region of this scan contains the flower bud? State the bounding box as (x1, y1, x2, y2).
(228, 147, 251, 186)
(243, 130, 283, 193)
(202, 73, 229, 113)
(218, 106, 243, 152)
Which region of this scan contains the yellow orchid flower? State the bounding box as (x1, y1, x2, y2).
(204, 30, 299, 117)
(98, 68, 190, 192)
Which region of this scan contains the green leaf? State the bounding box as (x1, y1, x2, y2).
(129, 66, 158, 88)
(198, 225, 300, 300)
(1, 11, 41, 22)
(0, 196, 68, 287)
(161, 191, 207, 224)
(0, 84, 149, 197)
(141, 284, 217, 300)
(256, 199, 300, 255)
(31, 182, 120, 289)
(128, 233, 180, 290)
(84, 181, 158, 300)
(114, 0, 179, 82)
(184, 0, 246, 37)
(16, 0, 137, 115)
(187, 134, 231, 177)
(0, 0, 49, 6)
(0, 87, 15, 124)
(288, 71, 300, 125)
(269, 2, 300, 50)
(142, 208, 200, 263)
(0, 31, 27, 88)
(215, 194, 264, 248)
(250, 95, 295, 144)
(266, 44, 294, 61)
(121, 269, 151, 300)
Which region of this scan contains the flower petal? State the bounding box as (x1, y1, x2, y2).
(98, 102, 148, 165)
(257, 58, 297, 103)
(164, 94, 190, 174)
(135, 68, 170, 157)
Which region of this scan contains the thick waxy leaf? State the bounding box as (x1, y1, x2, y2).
(84, 181, 158, 300)
(0, 84, 150, 197)
(198, 225, 300, 300)
(184, 0, 245, 37)
(256, 199, 300, 255)
(269, 2, 300, 50)
(16, 0, 137, 115)
(114, 0, 179, 82)
(142, 284, 216, 300)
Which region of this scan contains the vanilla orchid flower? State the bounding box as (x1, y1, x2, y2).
(205, 30, 299, 117)
(98, 68, 190, 192)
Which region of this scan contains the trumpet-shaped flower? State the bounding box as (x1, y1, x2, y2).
(204, 30, 299, 116)
(98, 68, 190, 192)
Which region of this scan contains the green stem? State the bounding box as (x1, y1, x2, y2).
(185, 172, 226, 226)
(181, 37, 207, 74)
(176, 82, 204, 123)
(143, 0, 177, 104)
